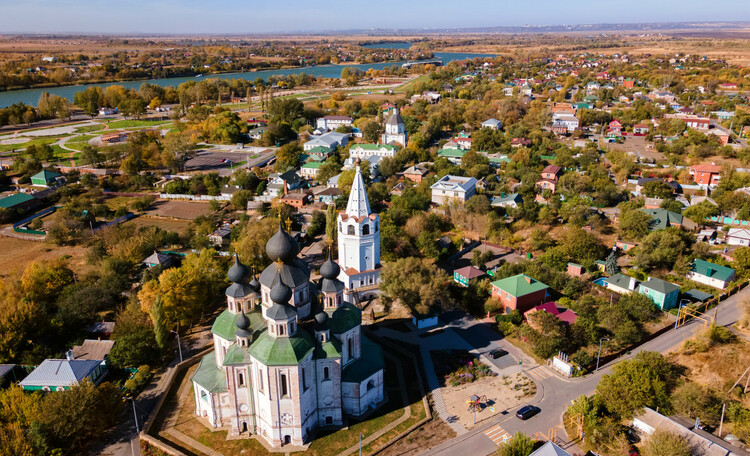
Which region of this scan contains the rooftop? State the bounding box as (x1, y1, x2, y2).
(491, 274, 549, 297)
(691, 259, 735, 282)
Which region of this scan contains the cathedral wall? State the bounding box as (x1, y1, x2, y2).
(315, 359, 343, 426)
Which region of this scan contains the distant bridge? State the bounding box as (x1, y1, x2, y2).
(401, 59, 443, 69)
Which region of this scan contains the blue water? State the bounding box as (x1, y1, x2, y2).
(592, 278, 608, 286)
(0, 51, 494, 108)
(361, 42, 412, 49)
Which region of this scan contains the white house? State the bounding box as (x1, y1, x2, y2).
(430, 175, 477, 205)
(606, 273, 640, 295)
(315, 115, 353, 131)
(304, 131, 349, 152)
(381, 109, 407, 146)
(300, 162, 324, 179)
(348, 144, 397, 160)
(552, 113, 580, 132)
(726, 228, 750, 246)
(688, 259, 736, 289)
(481, 118, 502, 130)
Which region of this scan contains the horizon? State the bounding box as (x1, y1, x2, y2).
(1, 1, 750, 35)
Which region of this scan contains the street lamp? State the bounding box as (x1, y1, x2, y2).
(128, 397, 139, 456)
(596, 337, 610, 371)
(171, 330, 183, 363)
(359, 433, 364, 456)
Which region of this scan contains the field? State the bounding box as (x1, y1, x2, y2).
(0, 237, 94, 279)
(123, 215, 193, 234)
(144, 200, 213, 220)
(99, 119, 171, 129)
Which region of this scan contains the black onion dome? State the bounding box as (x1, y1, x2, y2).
(248, 275, 260, 291)
(315, 311, 328, 325)
(320, 253, 340, 280)
(228, 254, 250, 283)
(270, 278, 292, 304)
(266, 221, 298, 263)
(235, 311, 250, 330)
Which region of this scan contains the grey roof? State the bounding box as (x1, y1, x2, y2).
(142, 251, 171, 266)
(530, 442, 572, 456)
(71, 340, 115, 361)
(225, 282, 256, 298)
(259, 258, 310, 289)
(321, 277, 345, 294)
(491, 193, 523, 206)
(385, 109, 403, 126)
(607, 273, 639, 290)
(640, 278, 680, 294)
(0, 364, 15, 378)
(20, 359, 101, 388)
(266, 302, 298, 320)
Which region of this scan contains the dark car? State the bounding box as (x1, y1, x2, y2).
(489, 349, 509, 359)
(516, 405, 540, 420)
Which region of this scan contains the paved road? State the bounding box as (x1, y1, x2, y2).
(420, 287, 747, 456)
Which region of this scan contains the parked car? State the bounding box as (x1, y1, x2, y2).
(516, 405, 540, 420)
(489, 349, 509, 359)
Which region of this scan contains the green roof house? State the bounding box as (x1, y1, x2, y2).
(687, 259, 735, 289)
(638, 278, 680, 310)
(490, 274, 549, 313)
(453, 266, 486, 287)
(438, 148, 466, 164)
(0, 193, 39, 211)
(301, 161, 325, 178)
(640, 208, 683, 231)
(30, 170, 64, 187)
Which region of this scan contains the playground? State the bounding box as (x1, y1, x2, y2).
(441, 371, 532, 429)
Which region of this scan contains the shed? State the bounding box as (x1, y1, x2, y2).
(30, 170, 64, 187)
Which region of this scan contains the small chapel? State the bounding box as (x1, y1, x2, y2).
(190, 218, 385, 448)
(381, 108, 408, 146)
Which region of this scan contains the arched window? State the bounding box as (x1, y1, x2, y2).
(323, 366, 330, 380)
(347, 338, 354, 360)
(367, 380, 375, 391)
(347, 225, 355, 235)
(362, 224, 370, 235)
(238, 372, 245, 386)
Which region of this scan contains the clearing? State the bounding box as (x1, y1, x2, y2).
(0, 237, 93, 279)
(144, 200, 213, 220)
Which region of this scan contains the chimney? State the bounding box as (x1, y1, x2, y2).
(283, 179, 288, 196)
(66, 349, 74, 361)
(524, 276, 532, 284)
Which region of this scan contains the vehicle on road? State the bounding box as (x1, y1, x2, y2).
(489, 349, 509, 359)
(515, 405, 540, 420)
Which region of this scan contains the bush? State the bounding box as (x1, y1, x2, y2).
(123, 365, 152, 396)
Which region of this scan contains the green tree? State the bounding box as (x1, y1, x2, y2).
(230, 189, 254, 211)
(150, 295, 167, 350)
(643, 430, 692, 456)
(117, 98, 147, 119)
(596, 351, 679, 418)
(635, 228, 692, 271)
(619, 209, 651, 240)
(275, 142, 303, 172)
(267, 98, 304, 125)
(642, 181, 675, 199)
(380, 257, 451, 315)
(498, 432, 536, 456)
(73, 87, 102, 118)
(361, 121, 381, 143)
(162, 131, 197, 172)
(682, 200, 720, 224)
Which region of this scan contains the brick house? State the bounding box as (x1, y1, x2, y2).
(689, 164, 722, 187)
(490, 274, 549, 313)
(536, 165, 562, 193)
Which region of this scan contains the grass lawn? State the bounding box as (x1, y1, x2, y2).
(395, 74, 430, 93)
(0, 137, 58, 153)
(103, 119, 171, 129)
(75, 124, 105, 133)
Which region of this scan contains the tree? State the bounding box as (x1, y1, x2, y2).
(232, 217, 280, 271)
(643, 430, 692, 456)
(162, 131, 197, 172)
(642, 181, 674, 199)
(230, 189, 254, 211)
(267, 98, 304, 125)
(635, 228, 692, 271)
(619, 209, 651, 240)
(80, 145, 103, 167)
(380, 257, 451, 315)
(361, 121, 381, 142)
(118, 98, 146, 119)
(682, 200, 720, 223)
(498, 432, 536, 456)
(326, 203, 337, 245)
(671, 382, 722, 426)
(73, 87, 102, 117)
(275, 142, 303, 172)
(150, 295, 168, 350)
(596, 351, 679, 418)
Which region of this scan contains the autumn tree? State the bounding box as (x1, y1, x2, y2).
(380, 257, 451, 315)
(232, 217, 280, 272)
(643, 430, 692, 456)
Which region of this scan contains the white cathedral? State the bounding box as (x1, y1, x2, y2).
(337, 163, 382, 298)
(191, 204, 385, 447)
(381, 108, 408, 146)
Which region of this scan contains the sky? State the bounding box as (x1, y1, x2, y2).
(0, 0, 749, 34)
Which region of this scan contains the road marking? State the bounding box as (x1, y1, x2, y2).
(526, 366, 555, 381)
(484, 425, 512, 445)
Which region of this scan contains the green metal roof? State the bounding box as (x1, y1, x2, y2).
(327, 303, 361, 334)
(490, 274, 549, 297)
(31, 170, 62, 182)
(211, 309, 265, 342)
(0, 193, 35, 209)
(191, 352, 227, 393)
(691, 259, 735, 282)
(640, 208, 683, 231)
(639, 278, 679, 295)
(438, 148, 466, 158)
(248, 330, 315, 366)
(307, 146, 333, 155)
(342, 336, 384, 383)
(302, 161, 324, 169)
(313, 338, 342, 360)
(223, 344, 253, 366)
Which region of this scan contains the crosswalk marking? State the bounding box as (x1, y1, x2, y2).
(484, 425, 512, 445)
(526, 366, 555, 381)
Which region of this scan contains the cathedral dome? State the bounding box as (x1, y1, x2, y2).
(248, 275, 260, 292)
(270, 278, 292, 304)
(235, 311, 250, 330)
(315, 311, 328, 325)
(266, 222, 298, 263)
(227, 254, 250, 283)
(320, 253, 340, 280)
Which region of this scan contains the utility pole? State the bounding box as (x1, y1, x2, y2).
(171, 330, 183, 363)
(718, 402, 726, 437)
(596, 337, 610, 371)
(359, 433, 364, 456)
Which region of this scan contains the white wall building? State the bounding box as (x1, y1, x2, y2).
(349, 144, 397, 160)
(304, 131, 349, 151)
(381, 109, 408, 146)
(430, 175, 477, 205)
(316, 115, 353, 131)
(337, 164, 382, 299)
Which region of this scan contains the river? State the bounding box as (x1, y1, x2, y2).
(0, 52, 494, 108)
